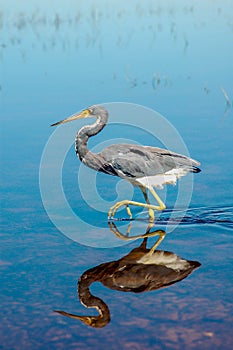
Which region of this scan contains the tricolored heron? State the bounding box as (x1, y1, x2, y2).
(51, 105, 201, 221)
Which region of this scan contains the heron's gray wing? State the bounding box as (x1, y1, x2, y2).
(144, 145, 201, 171)
(99, 144, 200, 178)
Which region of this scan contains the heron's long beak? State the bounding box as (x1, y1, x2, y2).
(51, 109, 90, 127)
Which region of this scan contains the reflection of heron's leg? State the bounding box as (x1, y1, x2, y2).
(125, 222, 132, 237)
(109, 221, 141, 240)
(149, 230, 166, 254)
(140, 237, 148, 249)
(108, 221, 165, 245)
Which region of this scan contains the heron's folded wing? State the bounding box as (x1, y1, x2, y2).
(99, 144, 200, 178)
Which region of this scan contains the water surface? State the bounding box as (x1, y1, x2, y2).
(1, 1, 233, 349)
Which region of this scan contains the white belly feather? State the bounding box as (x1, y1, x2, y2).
(135, 168, 189, 189)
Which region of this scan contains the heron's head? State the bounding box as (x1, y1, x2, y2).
(51, 105, 105, 126)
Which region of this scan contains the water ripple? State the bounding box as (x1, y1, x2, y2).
(138, 206, 233, 229)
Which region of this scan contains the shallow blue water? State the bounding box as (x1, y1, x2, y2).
(1, 1, 233, 349)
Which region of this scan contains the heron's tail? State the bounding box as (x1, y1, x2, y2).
(191, 166, 201, 173)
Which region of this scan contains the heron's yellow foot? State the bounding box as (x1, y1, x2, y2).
(108, 200, 132, 220)
(108, 200, 165, 221)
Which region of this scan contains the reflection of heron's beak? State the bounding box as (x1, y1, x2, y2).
(51, 109, 90, 126)
(54, 310, 109, 328)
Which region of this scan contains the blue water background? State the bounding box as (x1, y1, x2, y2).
(1, 1, 233, 349)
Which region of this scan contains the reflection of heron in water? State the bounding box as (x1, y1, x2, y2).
(51, 105, 201, 221)
(54, 229, 201, 328)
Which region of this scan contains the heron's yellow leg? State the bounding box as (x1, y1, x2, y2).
(139, 186, 155, 222)
(125, 205, 133, 219)
(148, 187, 166, 211)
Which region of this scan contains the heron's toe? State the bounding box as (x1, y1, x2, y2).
(108, 206, 115, 220)
(125, 204, 132, 219)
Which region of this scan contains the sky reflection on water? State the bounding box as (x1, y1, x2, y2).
(1, 1, 233, 349)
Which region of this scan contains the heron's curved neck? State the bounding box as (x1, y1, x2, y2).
(77, 267, 110, 327)
(75, 109, 108, 162)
